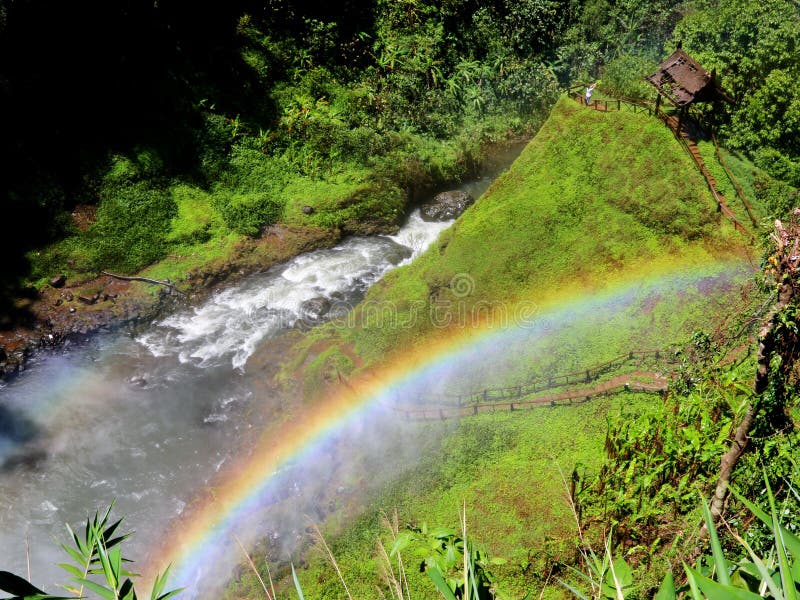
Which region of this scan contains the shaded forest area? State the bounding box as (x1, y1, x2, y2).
(1, 0, 798, 322)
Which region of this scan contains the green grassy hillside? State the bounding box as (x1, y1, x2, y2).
(230, 96, 765, 598)
(283, 96, 754, 394)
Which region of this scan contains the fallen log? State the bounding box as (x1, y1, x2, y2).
(101, 270, 185, 295)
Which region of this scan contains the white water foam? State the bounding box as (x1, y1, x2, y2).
(137, 209, 453, 370)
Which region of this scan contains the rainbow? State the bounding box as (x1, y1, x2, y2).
(144, 257, 753, 597)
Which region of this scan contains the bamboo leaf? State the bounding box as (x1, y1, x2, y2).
(59, 543, 86, 568)
(119, 578, 136, 600)
(77, 578, 117, 600)
(56, 562, 85, 580)
(0, 571, 47, 596)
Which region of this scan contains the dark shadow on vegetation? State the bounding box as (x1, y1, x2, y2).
(0, 0, 380, 310)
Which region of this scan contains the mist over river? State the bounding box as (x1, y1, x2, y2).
(0, 168, 513, 596)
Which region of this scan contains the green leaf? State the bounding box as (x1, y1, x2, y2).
(730, 486, 800, 563)
(429, 528, 456, 539)
(109, 546, 123, 584)
(686, 567, 762, 600)
(119, 578, 136, 600)
(56, 563, 85, 580)
(60, 544, 85, 567)
(765, 472, 798, 600)
(77, 578, 116, 600)
(653, 571, 676, 600)
(426, 567, 457, 600)
(389, 531, 413, 557)
(701, 496, 731, 586)
(0, 571, 47, 596)
(291, 563, 305, 600)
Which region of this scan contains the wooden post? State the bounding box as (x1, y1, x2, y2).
(510, 403, 515, 412)
(473, 404, 478, 415)
(586, 369, 591, 383)
(483, 389, 488, 402)
(517, 386, 521, 398)
(655, 93, 661, 116)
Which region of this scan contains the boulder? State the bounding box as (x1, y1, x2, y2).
(302, 205, 315, 215)
(300, 296, 331, 321)
(420, 190, 475, 222)
(49, 274, 66, 288)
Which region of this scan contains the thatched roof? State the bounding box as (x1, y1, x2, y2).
(646, 49, 734, 106)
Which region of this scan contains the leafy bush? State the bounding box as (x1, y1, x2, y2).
(600, 54, 657, 101)
(103, 147, 165, 189)
(213, 191, 283, 236)
(88, 182, 176, 273)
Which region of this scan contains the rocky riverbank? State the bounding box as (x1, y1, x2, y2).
(0, 224, 342, 378)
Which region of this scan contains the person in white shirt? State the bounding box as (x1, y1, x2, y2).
(585, 83, 596, 106)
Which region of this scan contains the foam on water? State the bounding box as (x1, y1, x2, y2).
(137, 210, 453, 369)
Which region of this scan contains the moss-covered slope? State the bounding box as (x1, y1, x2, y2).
(278, 96, 754, 396)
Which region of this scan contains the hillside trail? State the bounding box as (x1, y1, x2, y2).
(394, 350, 677, 421)
(572, 91, 756, 240)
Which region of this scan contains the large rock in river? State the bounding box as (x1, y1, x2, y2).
(420, 190, 475, 222)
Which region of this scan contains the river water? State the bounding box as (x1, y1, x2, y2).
(0, 171, 510, 594)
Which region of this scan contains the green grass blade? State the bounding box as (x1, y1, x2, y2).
(701, 496, 731, 585)
(555, 577, 591, 600)
(291, 563, 305, 600)
(684, 564, 703, 600)
(730, 485, 800, 581)
(737, 540, 784, 599)
(765, 473, 798, 600)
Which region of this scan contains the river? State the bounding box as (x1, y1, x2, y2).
(0, 167, 515, 596)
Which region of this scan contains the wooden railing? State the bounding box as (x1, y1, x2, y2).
(395, 371, 670, 421)
(568, 86, 755, 239)
(404, 349, 676, 407)
(711, 133, 759, 228)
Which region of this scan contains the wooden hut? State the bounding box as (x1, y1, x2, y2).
(646, 46, 733, 131)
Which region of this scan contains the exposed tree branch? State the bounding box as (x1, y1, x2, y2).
(101, 270, 185, 295)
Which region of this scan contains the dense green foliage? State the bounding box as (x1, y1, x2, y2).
(672, 0, 800, 185)
(4, 0, 797, 311)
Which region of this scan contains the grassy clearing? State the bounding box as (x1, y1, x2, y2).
(226, 393, 657, 599)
